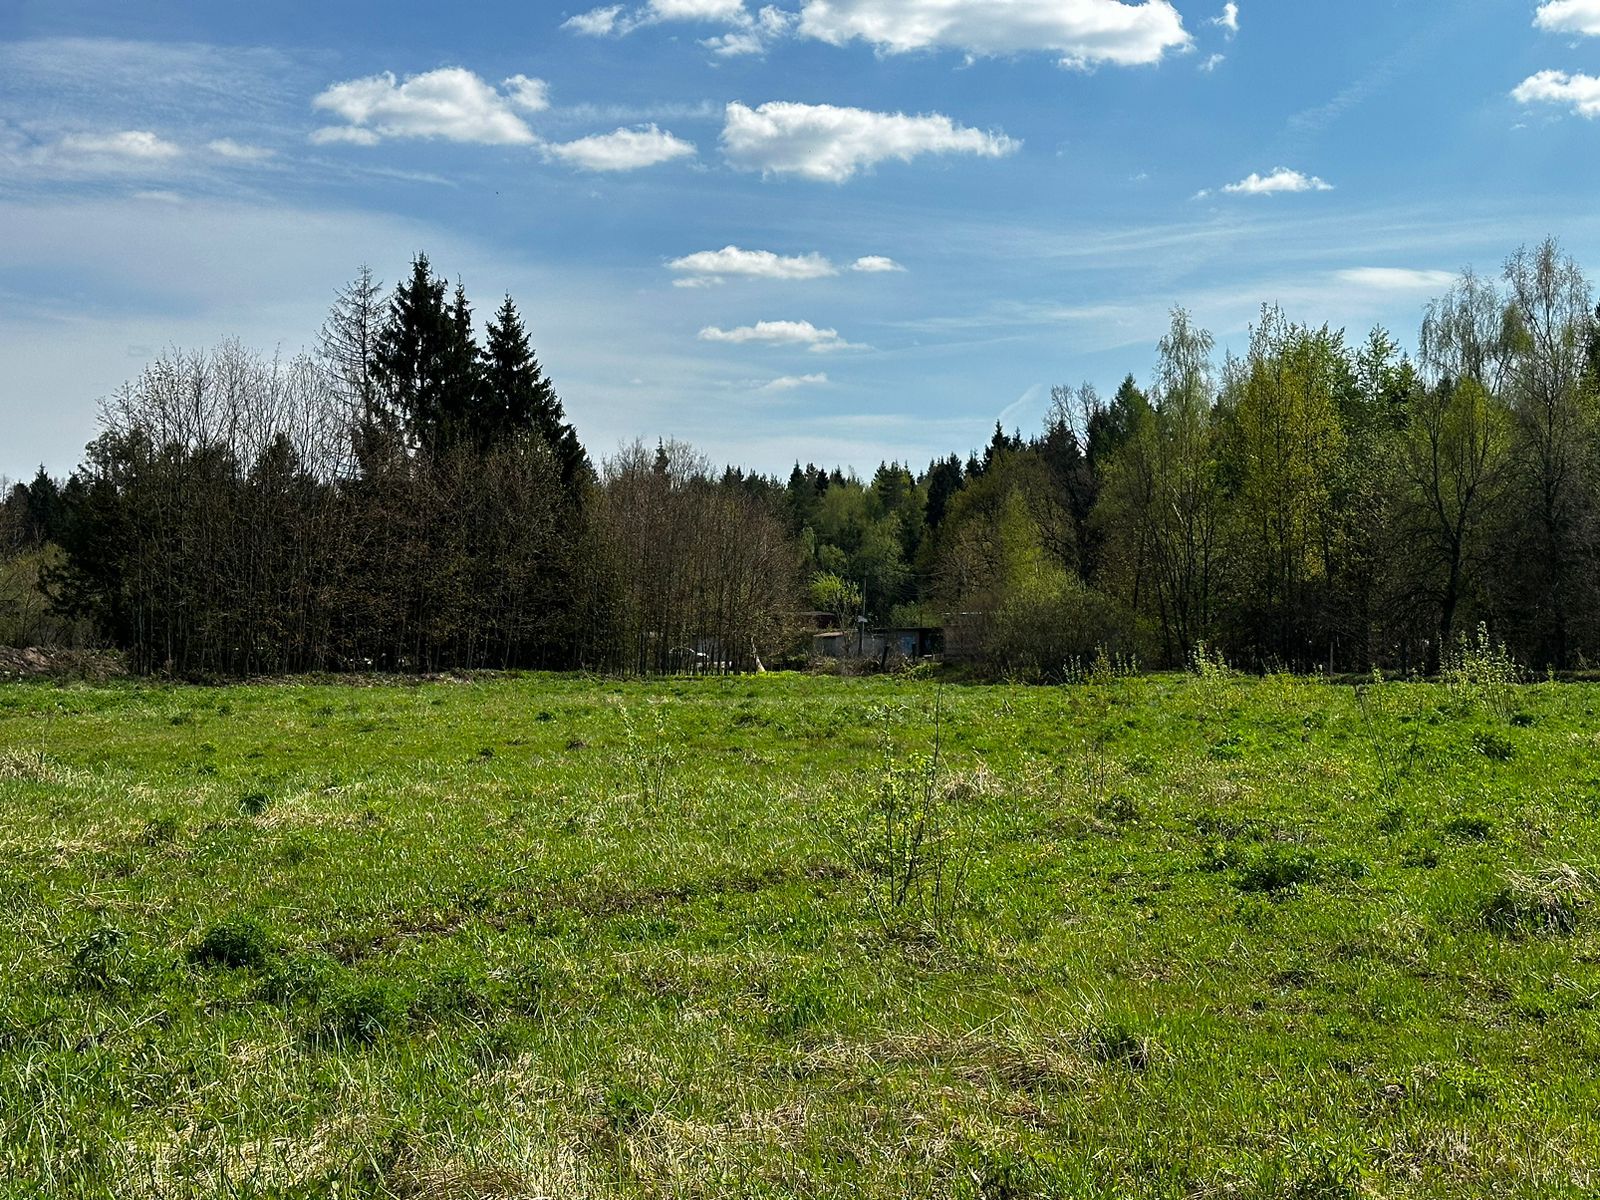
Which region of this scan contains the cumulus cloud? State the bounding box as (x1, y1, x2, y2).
(1513, 70, 1600, 117)
(564, 5, 627, 34)
(57, 130, 182, 160)
(760, 372, 830, 391)
(721, 100, 1018, 182)
(1212, 166, 1333, 196)
(699, 319, 862, 351)
(311, 67, 545, 145)
(1535, 0, 1600, 36)
(1336, 267, 1456, 292)
(568, 0, 795, 56)
(793, 0, 1191, 67)
(543, 124, 696, 170)
(652, 0, 747, 17)
(568, 0, 1188, 66)
(1212, 2, 1239, 34)
(670, 246, 838, 281)
(850, 255, 905, 272)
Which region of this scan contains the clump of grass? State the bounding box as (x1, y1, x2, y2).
(1443, 812, 1494, 841)
(140, 814, 181, 845)
(765, 974, 830, 1038)
(66, 927, 155, 992)
(239, 789, 272, 816)
(1208, 842, 1367, 895)
(412, 966, 498, 1023)
(189, 915, 275, 969)
(319, 976, 410, 1044)
(259, 950, 336, 1006)
(1482, 865, 1594, 937)
(1080, 1021, 1153, 1070)
(1472, 730, 1515, 762)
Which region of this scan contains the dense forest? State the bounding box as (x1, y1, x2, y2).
(5, 237, 1600, 679)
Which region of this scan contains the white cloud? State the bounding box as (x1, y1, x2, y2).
(207, 138, 274, 161)
(651, 0, 746, 18)
(1535, 0, 1600, 36)
(1513, 70, 1600, 118)
(1336, 267, 1456, 292)
(1217, 166, 1333, 195)
(1199, 53, 1225, 72)
(57, 130, 182, 160)
(1212, 2, 1239, 34)
(569, 0, 794, 55)
(503, 74, 553, 113)
(309, 125, 383, 147)
(721, 100, 1018, 183)
(564, 5, 627, 34)
(311, 68, 544, 145)
(760, 372, 830, 391)
(699, 319, 862, 352)
(793, 0, 1191, 67)
(850, 255, 905, 272)
(698, 7, 791, 52)
(544, 124, 696, 170)
(669, 245, 839, 280)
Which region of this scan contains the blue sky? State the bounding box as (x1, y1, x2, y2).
(3, 0, 1600, 481)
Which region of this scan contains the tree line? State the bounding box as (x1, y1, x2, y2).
(4, 238, 1599, 677)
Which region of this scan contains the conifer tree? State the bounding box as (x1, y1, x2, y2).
(480, 294, 588, 487)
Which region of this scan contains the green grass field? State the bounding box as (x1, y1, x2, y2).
(2, 670, 1599, 1198)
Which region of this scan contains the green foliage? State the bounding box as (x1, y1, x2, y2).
(835, 697, 971, 935)
(1444, 623, 1522, 719)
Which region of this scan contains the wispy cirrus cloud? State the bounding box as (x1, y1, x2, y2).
(720, 101, 1018, 183)
(57, 130, 183, 160)
(1212, 2, 1239, 35)
(1513, 70, 1600, 118)
(1335, 267, 1456, 292)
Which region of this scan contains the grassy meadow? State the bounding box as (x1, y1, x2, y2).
(1, 668, 1599, 1198)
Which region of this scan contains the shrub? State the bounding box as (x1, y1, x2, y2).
(1443, 623, 1521, 719)
(835, 696, 973, 936)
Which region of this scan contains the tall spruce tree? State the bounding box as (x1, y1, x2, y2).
(372, 255, 481, 456)
(481, 294, 588, 487)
